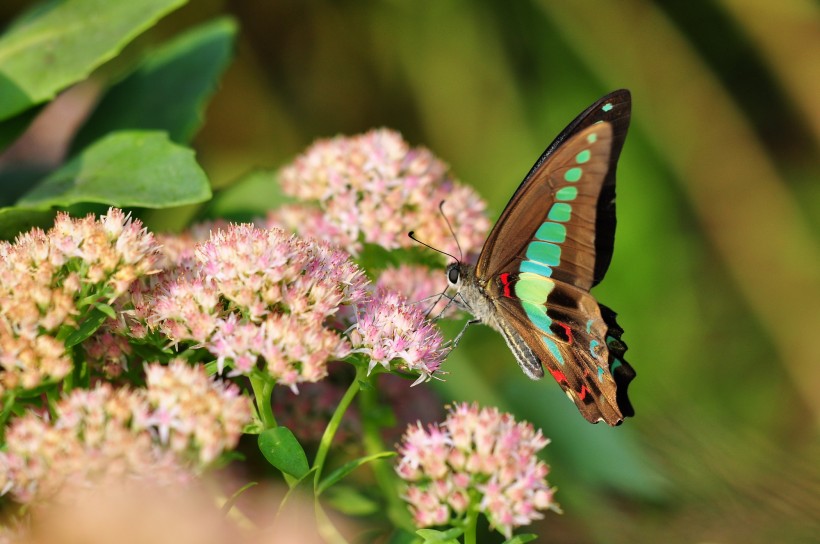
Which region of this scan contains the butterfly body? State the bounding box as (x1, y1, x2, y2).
(447, 90, 636, 426)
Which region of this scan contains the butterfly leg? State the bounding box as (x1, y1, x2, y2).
(450, 318, 481, 350)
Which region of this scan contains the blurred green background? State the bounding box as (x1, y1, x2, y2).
(2, 1, 818, 542)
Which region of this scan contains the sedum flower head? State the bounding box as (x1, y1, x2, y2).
(0, 208, 159, 393)
(396, 403, 558, 538)
(0, 383, 188, 505)
(146, 225, 369, 387)
(278, 129, 490, 257)
(0, 362, 250, 505)
(349, 288, 446, 385)
(144, 360, 252, 465)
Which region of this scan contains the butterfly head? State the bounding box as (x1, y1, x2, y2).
(446, 262, 462, 289)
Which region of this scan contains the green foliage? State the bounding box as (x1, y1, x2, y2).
(17, 131, 210, 209)
(258, 427, 311, 480)
(70, 17, 237, 150)
(0, 0, 186, 121)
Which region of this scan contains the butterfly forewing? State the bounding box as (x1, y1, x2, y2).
(477, 90, 631, 286)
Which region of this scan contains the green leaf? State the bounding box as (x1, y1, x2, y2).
(63, 307, 110, 348)
(0, 207, 55, 240)
(503, 535, 538, 544)
(17, 131, 211, 209)
(92, 302, 117, 320)
(317, 451, 396, 494)
(416, 527, 463, 543)
(257, 426, 310, 479)
(322, 485, 380, 516)
(71, 17, 237, 151)
(0, 0, 186, 121)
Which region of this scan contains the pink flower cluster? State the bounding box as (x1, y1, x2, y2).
(396, 403, 558, 538)
(274, 129, 490, 257)
(144, 360, 252, 465)
(145, 224, 369, 387)
(350, 288, 446, 385)
(0, 362, 250, 505)
(0, 208, 159, 393)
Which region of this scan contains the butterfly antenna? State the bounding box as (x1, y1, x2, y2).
(438, 200, 464, 262)
(408, 231, 460, 263)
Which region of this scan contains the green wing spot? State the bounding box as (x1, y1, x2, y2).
(602, 103, 613, 112)
(535, 222, 566, 243)
(514, 272, 555, 303)
(575, 150, 591, 164)
(556, 186, 578, 201)
(521, 300, 553, 334)
(526, 241, 561, 267)
(547, 203, 572, 222)
(564, 167, 582, 182)
(520, 260, 553, 277)
(542, 335, 565, 365)
(587, 133, 598, 144)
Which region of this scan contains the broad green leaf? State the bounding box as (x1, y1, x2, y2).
(257, 426, 310, 479)
(322, 485, 380, 516)
(0, 0, 186, 121)
(71, 17, 237, 151)
(0, 207, 55, 240)
(317, 451, 396, 494)
(17, 131, 211, 209)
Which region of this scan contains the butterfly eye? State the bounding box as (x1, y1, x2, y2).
(447, 266, 460, 285)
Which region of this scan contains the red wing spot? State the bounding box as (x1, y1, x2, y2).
(499, 273, 512, 298)
(556, 322, 573, 344)
(548, 368, 567, 384)
(578, 385, 590, 401)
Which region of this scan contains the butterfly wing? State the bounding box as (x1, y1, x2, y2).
(474, 90, 634, 424)
(476, 90, 631, 288)
(491, 274, 634, 425)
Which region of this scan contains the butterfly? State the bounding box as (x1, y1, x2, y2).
(444, 90, 636, 425)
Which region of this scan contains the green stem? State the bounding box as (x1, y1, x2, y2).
(313, 364, 364, 491)
(249, 372, 276, 429)
(359, 373, 415, 532)
(463, 505, 479, 544)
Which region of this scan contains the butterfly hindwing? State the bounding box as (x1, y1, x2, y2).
(490, 272, 632, 424)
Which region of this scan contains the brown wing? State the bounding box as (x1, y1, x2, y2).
(477, 122, 613, 291)
(489, 273, 634, 425)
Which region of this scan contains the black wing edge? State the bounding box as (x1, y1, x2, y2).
(516, 90, 632, 286)
(599, 302, 636, 419)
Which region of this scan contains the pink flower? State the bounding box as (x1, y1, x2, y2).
(144, 360, 252, 465)
(0, 384, 191, 505)
(349, 288, 446, 384)
(0, 208, 159, 393)
(145, 225, 369, 386)
(396, 403, 558, 538)
(0, 362, 251, 505)
(277, 129, 490, 258)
